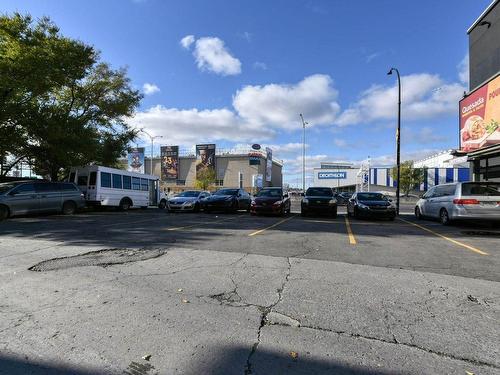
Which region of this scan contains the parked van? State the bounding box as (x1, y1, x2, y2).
(415, 182, 500, 224)
(0, 181, 85, 220)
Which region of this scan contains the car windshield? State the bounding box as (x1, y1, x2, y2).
(257, 189, 282, 197)
(177, 191, 200, 197)
(357, 193, 387, 201)
(214, 189, 238, 196)
(306, 188, 333, 197)
(461, 183, 500, 196)
(0, 183, 17, 194)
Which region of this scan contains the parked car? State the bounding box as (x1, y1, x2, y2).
(250, 187, 291, 216)
(301, 187, 337, 217)
(347, 192, 396, 220)
(202, 188, 251, 213)
(415, 182, 500, 225)
(0, 181, 85, 220)
(165, 190, 210, 212)
(335, 192, 353, 205)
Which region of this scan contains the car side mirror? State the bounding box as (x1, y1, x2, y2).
(388, 199, 393, 202)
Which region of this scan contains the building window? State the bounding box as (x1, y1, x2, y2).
(123, 175, 132, 189)
(112, 174, 123, 189)
(176, 180, 186, 186)
(239, 172, 243, 188)
(215, 179, 224, 186)
(141, 178, 149, 191)
(132, 177, 141, 190)
(100, 172, 111, 188)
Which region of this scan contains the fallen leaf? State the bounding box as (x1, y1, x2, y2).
(465, 371, 475, 375)
(177, 288, 183, 292)
(142, 354, 152, 361)
(290, 351, 298, 360)
(182, 299, 189, 303)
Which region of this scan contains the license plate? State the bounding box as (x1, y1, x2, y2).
(316, 201, 322, 204)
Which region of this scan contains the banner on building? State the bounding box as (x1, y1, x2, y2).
(196, 144, 216, 179)
(160, 146, 179, 180)
(460, 74, 500, 152)
(127, 147, 145, 174)
(265, 147, 272, 182)
(252, 174, 263, 188)
(248, 151, 261, 165)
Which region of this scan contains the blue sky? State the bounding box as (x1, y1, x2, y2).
(2, 0, 492, 185)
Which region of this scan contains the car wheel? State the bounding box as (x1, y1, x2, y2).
(231, 201, 238, 213)
(331, 209, 337, 219)
(353, 207, 359, 219)
(194, 203, 200, 213)
(415, 207, 422, 220)
(439, 208, 450, 225)
(119, 198, 131, 211)
(0, 205, 9, 221)
(62, 201, 77, 215)
(205, 208, 212, 213)
(300, 210, 306, 217)
(388, 216, 395, 221)
(158, 200, 167, 210)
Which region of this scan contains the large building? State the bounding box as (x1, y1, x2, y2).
(463, 0, 500, 182)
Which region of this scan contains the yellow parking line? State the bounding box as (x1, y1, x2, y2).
(248, 215, 296, 236)
(398, 218, 488, 256)
(165, 216, 238, 231)
(344, 216, 357, 245)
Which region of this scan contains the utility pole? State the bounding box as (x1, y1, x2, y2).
(299, 114, 308, 193)
(139, 128, 163, 175)
(387, 68, 401, 215)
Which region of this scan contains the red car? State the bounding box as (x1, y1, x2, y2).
(250, 187, 291, 216)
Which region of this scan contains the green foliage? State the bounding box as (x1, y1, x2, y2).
(194, 168, 216, 190)
(391, 161, 424, 196)
(0, 13, 142, 179)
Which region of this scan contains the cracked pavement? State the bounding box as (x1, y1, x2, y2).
(0, 209, 499, 374)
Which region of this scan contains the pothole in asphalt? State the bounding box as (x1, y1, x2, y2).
(461, 230, 500, 237)
(29, 245, 172, 272)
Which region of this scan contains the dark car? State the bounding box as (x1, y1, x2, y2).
(347, 192, 396, 220)
(0, 181, 85, 220)
(301, 187, 337, 217)
(202, 188, 251, 213)
(335, 192, 352, 206)
(250, 187, 291, 216)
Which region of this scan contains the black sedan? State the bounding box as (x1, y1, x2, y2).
(301, 187, 337, 217)
(347, 192, 396, 220)
(202, 188, 251, 213)
(250, 187, 291, 216)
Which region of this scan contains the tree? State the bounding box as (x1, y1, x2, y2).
(194, 168, 216, 190)
(391, 161, 424, 196)
(0, 14, 142, 180)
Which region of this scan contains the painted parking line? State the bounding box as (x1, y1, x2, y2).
(344, 216, 357, 245)
(165, 215, 241, 231)
(248, 215, 297, 236)
(398, 218, 489, 256)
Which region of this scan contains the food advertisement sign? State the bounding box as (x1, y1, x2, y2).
(460, 74, 500, 152)
(160, 146, 179, 180)
(196, 144, 216, 178)
(127, 147, 145, 174)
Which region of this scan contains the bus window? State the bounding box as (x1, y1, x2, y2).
(89, 171, 97, 186)
(69, 172, 76, 183)
(112, 174, 123, 189)
(123, 175, 132, 189)
(132, 177, 141, 190)
(141, 179, 149, 191)
(77, 175, 88, 186)
(101, 172, 111, 188)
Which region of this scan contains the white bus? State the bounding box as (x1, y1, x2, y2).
(68, 166, 166, 210)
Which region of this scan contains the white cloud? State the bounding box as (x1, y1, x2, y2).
(458, 54, 469, 86)
(366, 52, 381, 63)
(142, 83, 160, 95)
(333, 139, 347, 147)
(336, 73, 466, 126)
(233, 74, 340, 129)
(180, 35, 195, 50)
(404, 126, 447, 145)
(190, 36, 241, 76)
(253, 61, 267, 70)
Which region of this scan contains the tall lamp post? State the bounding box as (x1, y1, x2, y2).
(299, 114, 308, 192)
(387, 67, 401, 215)
(139, 128, 163, 175)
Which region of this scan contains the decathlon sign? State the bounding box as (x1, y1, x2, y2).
(318, 171, 346, 179)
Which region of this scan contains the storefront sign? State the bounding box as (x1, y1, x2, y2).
(248, 151, 261, 165)
(160, 146, 179, 180)
(318, 171, 346, 179)
(252, 144, 261, 150)
(127, 147, 145, 174)
(460, 74, 500, 152)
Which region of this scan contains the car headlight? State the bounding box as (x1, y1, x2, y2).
(273, 200, 282, 205)
(183, 201, 194, 206)
(328, 199, 336, 204)
(251, 200, 256, 205)
(358, 203, 369, 209)
(302, 198, 309, 204)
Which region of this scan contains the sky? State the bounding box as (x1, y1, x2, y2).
(1, 0, 493, 186)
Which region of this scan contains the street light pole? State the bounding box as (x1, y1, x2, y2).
(139, 128, 163, 175)
(387, 67, 401, 215)
(299, 114, 308, 193)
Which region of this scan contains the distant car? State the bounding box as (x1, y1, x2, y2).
(415, 182, 500, 225)
(301, 187, 337, 217)
(0, 181, 85, 220)
(202, 188, 251, 213)
(250, 187, 291, 216)
(336, 192, 352, 205)
(166, 190, 210, 212)
(347, 192, 396, 220)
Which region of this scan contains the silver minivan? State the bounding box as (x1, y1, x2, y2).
(0, 181, 86, 220)
(415, 182, 500, 225)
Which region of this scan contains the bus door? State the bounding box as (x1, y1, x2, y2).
(149, 180, 158, 206)
(87, 171, 97, 201)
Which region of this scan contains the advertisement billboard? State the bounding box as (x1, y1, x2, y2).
(196, 144, 216, 178)
(460, 74, 500, 152)
(160, 146, 179, 180)
(127, 147, 145, 174)
(265, 147, 273, 182)
(252, 174, 263, 188)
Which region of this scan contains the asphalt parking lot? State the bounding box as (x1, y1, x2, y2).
(1, 206, 499, 374)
